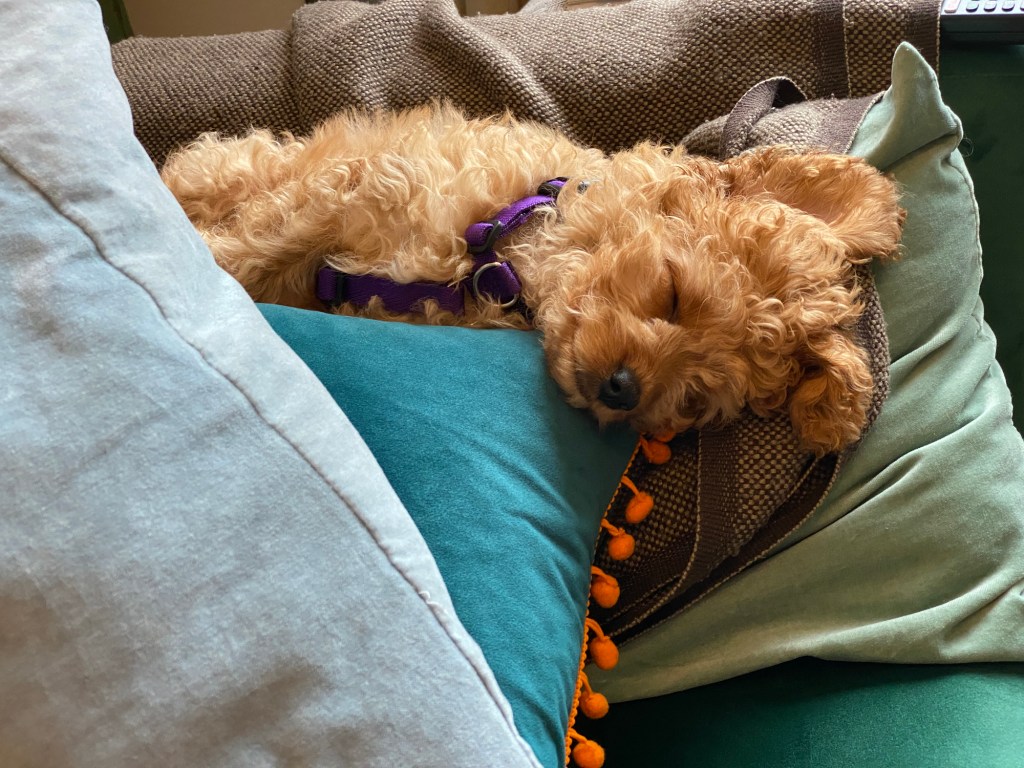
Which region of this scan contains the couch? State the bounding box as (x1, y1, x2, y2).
(2, 1, 1022, 766)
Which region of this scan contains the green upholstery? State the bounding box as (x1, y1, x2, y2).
(586, 659, 1024, 767)
(98, 0, 132, 43)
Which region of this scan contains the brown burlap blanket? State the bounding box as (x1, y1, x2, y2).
(112, 0, 939, 643)
(113, 0, 937, 166)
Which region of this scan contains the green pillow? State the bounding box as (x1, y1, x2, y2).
(589, 43, 1024, 701)
(256, 309, 635, 768)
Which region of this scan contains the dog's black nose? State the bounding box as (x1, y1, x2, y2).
(598, 366, 641, 411)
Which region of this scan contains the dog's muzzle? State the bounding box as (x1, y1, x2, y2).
(598, 366, 641, 411)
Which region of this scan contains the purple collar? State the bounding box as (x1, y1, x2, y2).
(315, 177, 568, 315)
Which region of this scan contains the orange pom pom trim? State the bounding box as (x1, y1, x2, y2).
(589, 566, 620, 609)
(600, 519, 635, 560)
(568, 434, 664, 766)
(639, 433, 673, 464)
(619, 474, 654, 524)
(579, 689, 610, 720)
(585, 618, 619, 670)
(569, 729, 606, 768)
(588, 636, 619, 671)
(578, 672, 610, 719)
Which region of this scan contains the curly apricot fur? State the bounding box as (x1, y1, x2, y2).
(162, 104, 903, 454)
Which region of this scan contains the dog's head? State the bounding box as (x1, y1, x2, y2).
(531, 144, 903, 446)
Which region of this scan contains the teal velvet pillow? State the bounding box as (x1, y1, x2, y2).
(256, 308, 635, 768)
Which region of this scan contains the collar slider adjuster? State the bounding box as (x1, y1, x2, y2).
(466, 218, 505, 255)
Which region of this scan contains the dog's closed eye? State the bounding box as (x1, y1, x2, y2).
(656, 264, 680, 322)
(667, 285, 679, 322)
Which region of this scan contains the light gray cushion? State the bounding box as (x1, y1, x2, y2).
(0, 2, 539, 766)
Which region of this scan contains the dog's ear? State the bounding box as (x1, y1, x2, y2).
(657, 150, 728, 215)
(720, 146, 904, 261)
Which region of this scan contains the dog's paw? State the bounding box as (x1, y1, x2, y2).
(787, 334, 874, 456)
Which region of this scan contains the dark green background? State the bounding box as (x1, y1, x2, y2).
(587, 658, 1024, 767)
(942, 44, 1024, 434)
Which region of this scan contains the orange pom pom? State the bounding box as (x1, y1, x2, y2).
(652, 430, 677, 443)
(641, 438, 672, 465)
(606, 532, 635, 561)
(624, 492, 654, 524)
(589, 635, 619, 670)
(572, 738, 606, 768)
(579, 690, 610, 719)
(590, 576, 620, 609)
